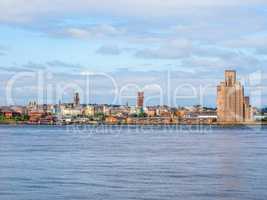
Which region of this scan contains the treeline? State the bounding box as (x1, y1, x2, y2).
(0, 114, 29, 122)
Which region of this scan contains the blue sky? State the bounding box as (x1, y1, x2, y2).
(0, 0, 267, 107)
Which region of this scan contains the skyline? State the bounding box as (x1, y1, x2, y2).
(2, 70, 262, 112)
(0, 1, 267, 106)
(0, 70, 260, 125)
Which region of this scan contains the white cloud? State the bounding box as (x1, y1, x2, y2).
(1, 0, 267, 24)
(96, 45, 122, 55)
(135, 39, 192, 59)
(223, 34, 267, 56)
(181, 52, 265, 73)
(224, 34, 267, 49)
(63, 28, 90, 39)
(50, 25, 125, 39)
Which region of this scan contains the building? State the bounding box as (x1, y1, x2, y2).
(105, 116, 118, 124)
(217, 70, 252, 123)
(136, 92, 144, 108)
(28, 111, 45, 123)
(10, 106, 27, 115)
(156, 106, 171, 117)
(61, 107, 82, 116)
(182, 111, 217, 124)
(83, 105, 95, 116)
(144, 107, 157, 117)
(74, 92, 80, 107)
(126, 116, 172, 125)
(27, 101, 38, 112)
(108, 106, 130, 117)
(1, 109, 21, 119)
(197, 111, 217, 124)
(244, 96, 252, 122)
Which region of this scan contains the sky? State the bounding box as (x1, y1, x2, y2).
(0, 0, 267, 107)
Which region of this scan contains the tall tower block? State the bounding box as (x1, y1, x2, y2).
(74, 92, 80, 107)
(137, 92, 144, 108)
(217, 70, 251, 123)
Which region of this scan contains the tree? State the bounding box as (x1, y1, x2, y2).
(0, 114, 5, 121)
(95, 112, 105, 121)
(137, 112, 147, 118)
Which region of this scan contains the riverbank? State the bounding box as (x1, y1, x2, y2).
(0, 121, 266, 126)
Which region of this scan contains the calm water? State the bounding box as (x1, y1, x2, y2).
(0, 125, 267, 200)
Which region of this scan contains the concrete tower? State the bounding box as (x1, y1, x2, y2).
(217, 70, 251, 123)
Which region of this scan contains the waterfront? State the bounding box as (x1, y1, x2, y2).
(0, 125, 267, 200)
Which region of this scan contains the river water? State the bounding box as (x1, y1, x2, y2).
(0, 125, 266, 200)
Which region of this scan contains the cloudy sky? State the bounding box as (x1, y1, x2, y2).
(0, 0, 266, 107)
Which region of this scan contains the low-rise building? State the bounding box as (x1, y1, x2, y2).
(105, 116, 118, 124)
(0, 107, 21, 119)
(28, 111, 45, 122)
(183, 111, 217, 124)
(61, 107, 82, 116)
(144, 107, 157, 117)
(83, 105, 95, 116)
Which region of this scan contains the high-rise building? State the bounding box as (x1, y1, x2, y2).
(244, 96, 252, 122)
(74, 92, 80, 107)
(217, 70, 252, 123)
(137, 92, 144, 108)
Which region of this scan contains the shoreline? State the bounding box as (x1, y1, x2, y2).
(0, 122, 267, 126)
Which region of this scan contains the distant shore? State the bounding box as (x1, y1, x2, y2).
(0, 121, 266, 126)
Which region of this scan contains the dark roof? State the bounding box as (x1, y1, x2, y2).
(0, 107, 14, 113)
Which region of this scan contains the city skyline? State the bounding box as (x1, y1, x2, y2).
(0, 1, 266, 106)
(0, 70, 265, 125)
(0, 69, 264, 108)
(0, 70, 257, 109)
